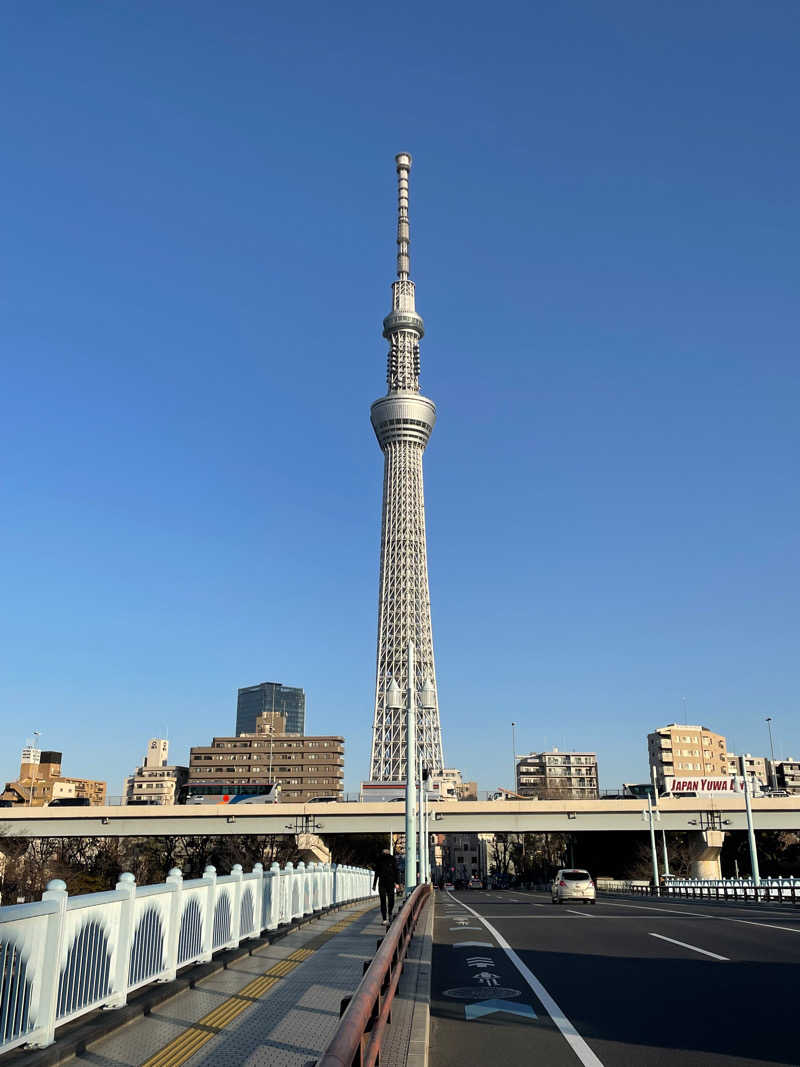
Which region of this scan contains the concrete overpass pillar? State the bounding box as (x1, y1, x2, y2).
(688, 829, 724, 879)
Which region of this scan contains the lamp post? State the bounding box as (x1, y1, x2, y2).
(651, 764, 669, 877)
(765, 717, 777, 789)
(511, 721, 517, 793)
(386, 642, 437, 895)
(743, 772, 761, 889)
(642, 794, 661, 891)
(28, 730, 41, 807)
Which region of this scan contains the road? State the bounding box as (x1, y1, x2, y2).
(429, 889, 800, 1066)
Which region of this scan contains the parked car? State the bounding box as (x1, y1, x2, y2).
(552, 869, 596, 904)
(443, 881, 455, 890)
(468, 877, 483, 889)
(307, 796, 340, 803)
(48, 797, 91, 807)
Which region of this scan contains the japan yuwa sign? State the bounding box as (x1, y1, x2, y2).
(665, 776, 741, 794)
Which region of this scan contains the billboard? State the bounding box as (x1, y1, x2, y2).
(665, 776, 740, 795)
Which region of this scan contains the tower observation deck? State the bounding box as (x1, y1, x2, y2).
(369, 153, 444, 782)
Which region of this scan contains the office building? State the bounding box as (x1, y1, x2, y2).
(368, 154, 444, 782)
(0, 748, 106, 806)
(188, 719, 344, 803)
(648, 724, 728, 792)
(123, 738, 189, 806)
(236, 682, 305, 736)
(515, 749, 599, 799)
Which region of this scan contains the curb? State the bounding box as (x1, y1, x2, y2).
(406, 891, 434, 1067)
(4, 896, 376, 1067)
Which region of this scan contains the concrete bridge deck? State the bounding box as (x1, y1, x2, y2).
(2, 797, 800, 838)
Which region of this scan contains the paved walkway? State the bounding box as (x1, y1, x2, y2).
(78, 899, 381, 1067)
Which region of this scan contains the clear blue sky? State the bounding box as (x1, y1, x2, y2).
(1, 2, 797, 797)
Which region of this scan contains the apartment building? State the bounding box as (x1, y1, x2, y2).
(0, 749, 106, 806)
(515, 749, 599, 799)
(648, 724, 728, 792)
(726, 752, 771, 789)
(188, 714, 344, 802)
(123, 738, 189, 806)
(775, 760, 800, 794)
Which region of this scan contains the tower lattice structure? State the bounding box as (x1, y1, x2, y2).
(369, 153, 444, 782)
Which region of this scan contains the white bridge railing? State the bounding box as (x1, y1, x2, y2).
(0, 860, 375, 1056)
(599, 876, 800, 902)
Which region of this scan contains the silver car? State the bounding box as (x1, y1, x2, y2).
(552, 868, 596, 904)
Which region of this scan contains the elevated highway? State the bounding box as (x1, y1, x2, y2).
(2, 796, 800, 838)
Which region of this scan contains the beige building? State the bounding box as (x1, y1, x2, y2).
(123, 739, 189, 806)
(726, 752, 771, 789)
(188, 713, 344, 803)
(648, 724, 728, 792)
(776, 760, 800, 794)
(516, 749, 599, 799)
(0, 749, 106, 806)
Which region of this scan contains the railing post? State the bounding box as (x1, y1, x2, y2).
(252, 863, 264, 933)
(230, 864, 243, 947)
(283, 862, 293, 923)
(162, 867, 183, 982)
(265, 861, 280, 929)
(200, 865, 216, 962)
(32, 879, 68, 1048)
(108, 872, 137, 1009)
(295, 862, 306, 918)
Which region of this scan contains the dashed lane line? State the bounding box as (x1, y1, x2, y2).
(140, 902, 378, 1067)
(648, 933, 729, 961)
(446, 892, 604, 1066)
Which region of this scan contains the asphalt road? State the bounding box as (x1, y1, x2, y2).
(428, 888, 800, 1066)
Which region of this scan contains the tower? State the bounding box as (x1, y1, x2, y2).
(369, 153, 444, 782)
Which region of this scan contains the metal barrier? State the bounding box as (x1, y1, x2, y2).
(0, 861, 375, 1056)
(600, 876, 800, 904)
(316, 883, 431, 1067)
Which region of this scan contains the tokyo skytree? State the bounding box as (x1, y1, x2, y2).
(368, 153, 444, 782)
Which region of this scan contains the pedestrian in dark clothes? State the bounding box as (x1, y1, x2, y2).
(372, 848, 400, 926)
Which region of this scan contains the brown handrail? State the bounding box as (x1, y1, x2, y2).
(316, 882, 432, 1067)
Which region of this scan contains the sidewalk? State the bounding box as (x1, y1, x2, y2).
(76, 899, 380, 1067)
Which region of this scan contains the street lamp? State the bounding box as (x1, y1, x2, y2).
(28, 730, 41, 807)
(384, 642, 436, 895)
(765, 717, 777, 789)
(641, 794, 661, 891)
(511, 722, 517, 793)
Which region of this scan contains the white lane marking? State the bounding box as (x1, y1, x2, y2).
(725, 918, 800, 935)
(601, 900, 714, 918)
(649, 933, 729, 960)
(566, 909, 593, 918)
(453, 941, 495, 948)
(447, 892, 603, 1066)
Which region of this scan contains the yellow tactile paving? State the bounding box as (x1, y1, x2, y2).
(141, 903, 377, 1067)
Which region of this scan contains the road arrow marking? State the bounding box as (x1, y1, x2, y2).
(465, 999, 537, 1021)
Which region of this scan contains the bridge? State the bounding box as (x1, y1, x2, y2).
(3, 796, 800, 837)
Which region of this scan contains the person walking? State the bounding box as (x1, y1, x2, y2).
(372, 847, 400, 927)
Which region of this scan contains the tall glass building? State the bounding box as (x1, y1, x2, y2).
(236, 682, 306, 736)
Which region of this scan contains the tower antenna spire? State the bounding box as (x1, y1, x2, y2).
(395, 152, 412, 279)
